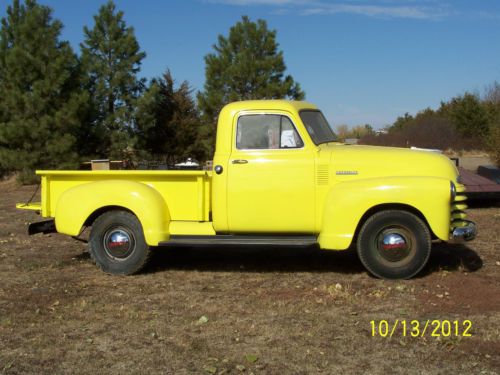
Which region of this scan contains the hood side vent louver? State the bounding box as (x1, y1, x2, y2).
(316, 165, 329, 185)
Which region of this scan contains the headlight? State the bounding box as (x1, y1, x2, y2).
(450, 181, 456, 201)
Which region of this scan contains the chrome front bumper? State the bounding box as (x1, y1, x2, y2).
(450, 220, 477, 243)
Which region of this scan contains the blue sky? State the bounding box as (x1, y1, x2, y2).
(2, 0, 500, 128)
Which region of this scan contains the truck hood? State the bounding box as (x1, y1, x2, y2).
(318, 144, 459, 182)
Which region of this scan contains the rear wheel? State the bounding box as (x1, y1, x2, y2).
(89, 210, 151, 275)
(356, 210, 431, 279)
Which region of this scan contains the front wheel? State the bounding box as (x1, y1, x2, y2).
(356, 210, 431, 279)
(89, 210, 151, 275)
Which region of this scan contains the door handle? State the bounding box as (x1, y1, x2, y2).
(232, 159, 248, 164)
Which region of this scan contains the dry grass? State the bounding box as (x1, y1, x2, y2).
(1, 181, 499, 374)
(442, 149, 490, 158)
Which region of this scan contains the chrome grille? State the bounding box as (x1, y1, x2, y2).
(450, 184, 468, 230)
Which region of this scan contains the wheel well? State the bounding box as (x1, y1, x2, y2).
(353, 203, 437, 244)
(84, 206, 136, 227)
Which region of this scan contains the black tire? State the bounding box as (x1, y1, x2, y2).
(356, 210, 431, 279)
(89, 210, 151, 275)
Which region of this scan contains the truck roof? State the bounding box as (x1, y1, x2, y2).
(221, 100, 318, 113)
(215, 100, 321, 154)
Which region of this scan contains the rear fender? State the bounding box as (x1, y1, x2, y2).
(55, 180, 170, 246)
(318, 177, 451, 250)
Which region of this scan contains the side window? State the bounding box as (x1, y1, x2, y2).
(236, 114, 303, 150)
(280, 116, 304, 148)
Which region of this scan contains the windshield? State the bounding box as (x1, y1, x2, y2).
(299, 110, 337, 145)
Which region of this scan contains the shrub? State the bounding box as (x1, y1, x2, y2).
(16, 170, 41, 186)
(360, 115, 483, 151)
(487, 125, 500, 167)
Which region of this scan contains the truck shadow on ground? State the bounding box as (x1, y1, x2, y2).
(422, 242, 483, 276)
(143, 242, 483, 276)
(146, 245, 365, 275)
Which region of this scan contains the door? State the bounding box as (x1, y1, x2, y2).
(227, 112, 315, 233)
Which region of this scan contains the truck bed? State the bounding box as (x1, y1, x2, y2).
(19, 170, 212, 222)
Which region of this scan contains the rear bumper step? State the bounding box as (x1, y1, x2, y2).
(28, 219, 56, 235)
(16, 202, 42, 211)
(159, 235, 317, 247)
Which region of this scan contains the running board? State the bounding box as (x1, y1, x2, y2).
(159, 235, 318, 247)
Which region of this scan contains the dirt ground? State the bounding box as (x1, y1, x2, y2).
(458, 155, 494, 172)
(1, 179, 499, 375)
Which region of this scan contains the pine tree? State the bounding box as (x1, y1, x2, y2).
(197, 16, 305, 156)
(136, 70, 203, 162)
(0, 0, 87, 181)
(80, 0, 145, 159)
(439, 93, 489, 138)
(169, 76, 204, 162)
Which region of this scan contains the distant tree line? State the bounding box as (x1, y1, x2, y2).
(336, 124, 375, 141)
(0, 0, 303, 182)
(356, 86, 500, 166)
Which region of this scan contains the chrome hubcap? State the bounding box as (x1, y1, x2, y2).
(376, 229, 412, 262)
(103, 228, 135, 260)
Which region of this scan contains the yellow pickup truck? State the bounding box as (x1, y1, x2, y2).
(17, 100, 476, 279)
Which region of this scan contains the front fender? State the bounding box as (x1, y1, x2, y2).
(318, 177, 451, 250)
(55, 180, 170, 246)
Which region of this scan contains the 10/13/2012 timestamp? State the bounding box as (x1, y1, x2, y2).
(370, 319, 473, 338)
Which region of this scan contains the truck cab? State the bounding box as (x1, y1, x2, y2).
(212, 101, 322, 234)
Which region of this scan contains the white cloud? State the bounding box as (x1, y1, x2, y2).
(206, 0, 451, 20)
(206, 0, 307, 5)
(301, 4, 447, 20)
